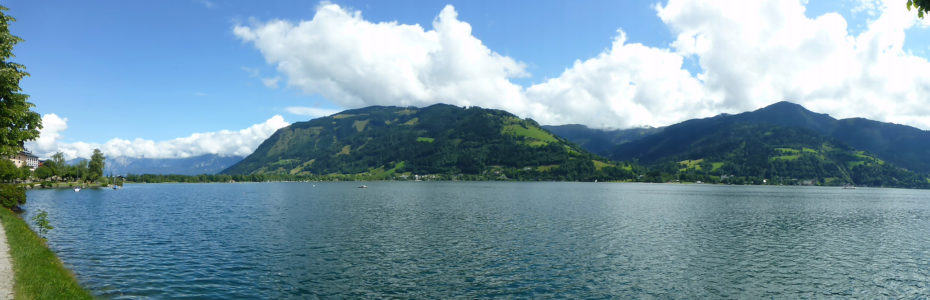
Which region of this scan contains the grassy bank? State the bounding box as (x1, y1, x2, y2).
(0, 208, 91, 299)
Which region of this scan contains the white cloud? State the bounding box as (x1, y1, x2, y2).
(526, 30, 716, 128)
(26, 114, 290, 160)
(852, 0, 881, 16)
(30, 114, 68, 154)
(285, 106, 341, 119)
(233, 4, 549, 123)
(235, 1, 930, 130)
(658, 0, 930, 129)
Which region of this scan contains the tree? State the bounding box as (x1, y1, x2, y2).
(49, 152, 65, 178)
(0, 6, 41, 157)
(16, 164, 29, 181)
(0, 159, 14, 182)
(908, 0, 930, 18)
(0, 184, 24, 210)
(74, 159, 88, 182)
(88, 149, 105, 182)
(34, 164, 51, 180)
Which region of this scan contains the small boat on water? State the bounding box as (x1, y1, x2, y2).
(74, 187, 81, 192)
(843, 184, 856, 189)
(357, 185, 368, 189)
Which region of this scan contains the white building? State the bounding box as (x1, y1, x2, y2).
(8, 151, 39, 170)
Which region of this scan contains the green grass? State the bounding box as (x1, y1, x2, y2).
(502, 124, 557, 146)
(0, 208, 92, 299)
(710, 162, 724, 172)
(678, 159, 704, 171)
(592, 160, 611, 171)
(416, 137, 435, 143)
(536, 165, 559, 172)
(352, 119, 369, 132)
(336, 145, 351, 156)
(368, 161, 406, 179)
(770, 154, 800, 161)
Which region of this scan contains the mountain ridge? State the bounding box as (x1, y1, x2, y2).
(222, 104, 628, 181)
(652, 101, 930, 174)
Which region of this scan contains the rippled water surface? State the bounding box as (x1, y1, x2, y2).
(23, 182, 930, 298)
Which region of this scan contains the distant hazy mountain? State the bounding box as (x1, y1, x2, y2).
(541, 124, 662, 156)
(100, 154, 244, 176)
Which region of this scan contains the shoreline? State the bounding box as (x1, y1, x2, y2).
(116, 180, 899, 190)
(0, 208, 92, 299)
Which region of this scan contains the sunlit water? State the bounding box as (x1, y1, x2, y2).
(23, 182, 930, 298)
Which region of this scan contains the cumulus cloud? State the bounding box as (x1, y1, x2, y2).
(526, 30, 716, 128)
(658, 0, 930, 128)
(31, 114, 68, 153)
(236, 1, 930, 130)
(26, 114, 290, 160)
(285, 106, 341, 119)
(234, 4, 551, 123)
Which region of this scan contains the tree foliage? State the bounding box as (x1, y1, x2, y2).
(0, 183, 24, 209)
(0, 158, 15, 182)
(88, 149, 105, 182)
(0, 6, 41, 157)
(34, 164, 52, 179)
(908, 0, 930, 18)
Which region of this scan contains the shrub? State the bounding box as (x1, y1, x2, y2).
(0, 184, 26, 210)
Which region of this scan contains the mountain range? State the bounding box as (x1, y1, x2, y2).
(551, 101, 929, 187)
(222, 104, 628, 180)
(108, 101, 928, 188)
(97, 154, 244, 176)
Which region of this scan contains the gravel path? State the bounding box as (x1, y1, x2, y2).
(0, 223, 13, 299)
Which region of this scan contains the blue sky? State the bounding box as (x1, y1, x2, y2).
(6, 0, 930, 159)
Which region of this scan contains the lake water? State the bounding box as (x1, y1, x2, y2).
(23, 182, 930, 298)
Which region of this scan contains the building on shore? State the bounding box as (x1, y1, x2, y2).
(8, 151, 39, 170)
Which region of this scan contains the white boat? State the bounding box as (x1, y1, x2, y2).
(74, 187, 81, 192)
(357, 185, 368, 189)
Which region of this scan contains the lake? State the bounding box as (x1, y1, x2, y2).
(23, 182, 930, 298)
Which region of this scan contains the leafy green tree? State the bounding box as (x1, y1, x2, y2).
(16, 164, 29, 181)
(0, 159, 14, 182)
(34, 164, 52, 180)
(0, 183, 24, 209)
(74, 159, 88, 182)
(908, 0, 930, 18)
(88, 149, 105, 182)
(0, 6, 41, 157)
(45, 151, 66, 179)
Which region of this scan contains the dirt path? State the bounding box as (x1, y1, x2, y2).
(0, 223, 13, 299)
